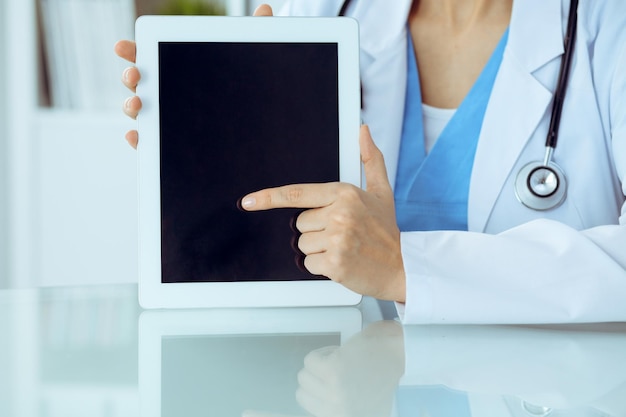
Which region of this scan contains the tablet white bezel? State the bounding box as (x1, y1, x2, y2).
(138, 307, 363, 416)
(135, 16, 362, 309)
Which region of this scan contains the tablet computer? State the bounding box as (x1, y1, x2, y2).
(135, 16, 362, 308)
(138, 307, 362, 416)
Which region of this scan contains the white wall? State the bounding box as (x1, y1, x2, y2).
(0, 0, 8, 289)
(0, 0, 289, 290)
(5, 0, 38, 289)
(3, 0, 137, 289)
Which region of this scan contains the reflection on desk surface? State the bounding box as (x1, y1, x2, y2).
(0, 284, 625, 417)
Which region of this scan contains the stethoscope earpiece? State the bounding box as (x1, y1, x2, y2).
(515, 159, 567, 211)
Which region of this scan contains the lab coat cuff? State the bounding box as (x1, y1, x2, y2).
(396, 232, 434, 324)
(394, 301, 406, 321)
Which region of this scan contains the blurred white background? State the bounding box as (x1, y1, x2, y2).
(0, 0, 288, 289)
(1, 0, 8, 288)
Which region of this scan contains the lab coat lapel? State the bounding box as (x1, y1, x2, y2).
(468, 0, 565, 232)
(356, 0, 412, 190)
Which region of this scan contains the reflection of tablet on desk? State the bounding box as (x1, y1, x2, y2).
(138, 308, 362, 416)
(135, 16, 362, 308)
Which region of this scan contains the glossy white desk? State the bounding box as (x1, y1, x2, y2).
(1, 284, 625, 417)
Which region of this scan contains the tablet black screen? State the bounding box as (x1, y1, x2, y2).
(158, 42, 339, 283)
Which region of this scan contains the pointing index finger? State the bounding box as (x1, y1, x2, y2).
(241, 183, 339, 211)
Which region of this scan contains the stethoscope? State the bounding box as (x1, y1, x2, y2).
(338, 0, 579, 212)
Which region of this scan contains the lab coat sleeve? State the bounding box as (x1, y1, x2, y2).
(396, 36, 626, 325)
(397, 221, 626, 324)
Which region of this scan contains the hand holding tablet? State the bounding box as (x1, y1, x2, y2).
(135, 15, 364, 308)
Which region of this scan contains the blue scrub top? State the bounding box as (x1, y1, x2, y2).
(394, 29, 509, 232)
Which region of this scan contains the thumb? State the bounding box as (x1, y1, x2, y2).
(253, 4, 274, 16)
(360, 125, 391, 194)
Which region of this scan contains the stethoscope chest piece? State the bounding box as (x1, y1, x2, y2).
(515, 160, 567, 211)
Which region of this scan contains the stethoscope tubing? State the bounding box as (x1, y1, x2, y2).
(338, 0, 352, 17)
(545, 0, 578, 150)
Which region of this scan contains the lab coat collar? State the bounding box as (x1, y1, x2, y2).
(507, 0, 564, 73)
(354, 0, 413, 190)
(355, 0, 413, 60)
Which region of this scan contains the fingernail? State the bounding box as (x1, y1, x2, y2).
(241, 197, 256, 209)
(123, 67, 131, 82)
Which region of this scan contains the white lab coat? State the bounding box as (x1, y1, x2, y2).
(278, 0, 626, 323)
